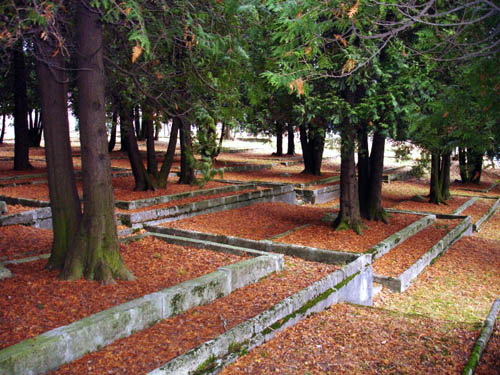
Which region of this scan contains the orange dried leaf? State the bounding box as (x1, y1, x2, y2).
(131, 44, 142, 63)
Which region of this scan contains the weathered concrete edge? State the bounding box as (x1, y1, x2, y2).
(119, 185, 296, 226)
(148, 255, 372, 375)
(0, 252, 281, 375)
(386, 208, 470, 220)
(366, 215, 436, 261)
(452, 197, 479, 215)
(463, 298, 500, 375)
(375, 216, 472, 292)
(145, 225, 358, 265)
(0, 195, 50, 208)
(115, 183, 257, 210)
(0, 206, 52, 227)
(295, 184, 340, 204)
(0, 262, 12, 279)
(474, 198, 500, 232)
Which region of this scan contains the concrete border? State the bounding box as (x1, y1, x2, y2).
(0, 233, 283, 375)
(452, 197, 479, 215)
(0, 206, 52, 228)
(295, 183, 340, 204)
(463, 298, 500, 375)
(382, 166, 412, 183)
(148, 255, 372, 375)
(119, 185, 296, 227)
(115, 183, 257, 210)
(474, 198, 500, 232)
(373, 216, 472, 292)
(0, 195, 49, 208)
(145, 225, 359, 265)
(366, 215, 436, 261)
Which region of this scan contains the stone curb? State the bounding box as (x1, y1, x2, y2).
(0, 195, 49, 208)
(463, 298, 500, 375)
(366, 215, 436, 261)
(0, 206, 52, 227)
(115, 183, 257, 210)
(119, 185, 296, 227)
(293, 175, 341, 188)
(0, 173, 47, 182)
(0, 263, 12, 280)
(452, 197, 479, 215)
(374, 216, 472, 292)
(145, 226, 359, 265)
(0, 233, 283, 375)
(474, 198, 500, 232)
(295, 183, 340, 204)
(148, 255, 373, 375)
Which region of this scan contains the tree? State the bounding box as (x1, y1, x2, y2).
(60, 1, 133, 282)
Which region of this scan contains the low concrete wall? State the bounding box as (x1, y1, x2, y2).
(374, 216, 472, 292)
(0, 206, 52, 228)
(0, 263, 12, 280)
(115, 183, 257, 210)
(366, 215, 436, 261)
(148, 255, 372, 375)
(0, 195, 49, 208)
(145, 226, 358, 265)
(0, 234, 283, 375)
(293, 175, 340, 189)
(463, 298, 500, 375)
(295, 184, 340, 204)
(119, 185, 296, 227)
(452, 197, 478, 215)
(474, 198, 500, 232)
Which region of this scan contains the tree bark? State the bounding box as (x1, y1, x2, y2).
(366, 131, 388, 222)
(429, 151, 445, 204)
(35, 38, 82, 271)
(275, 121, 283, 156)
(144, 107, 158, 176)
(61, 1, 133, 283)
(299, 122, 324, 175)
(156, 117, 179, 188)
(179, 117, 195, 184)
(0, 115, 5, 144)
(357, 123, 370, 217)
(287, 123, 295, 155)
(108, 109, 117, 152)
(333, 122, 364, 234)
(12, 46, 32, 170)
(120, 100, 153, 191)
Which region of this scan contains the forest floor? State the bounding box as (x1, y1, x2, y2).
(0, 139, 499, 374)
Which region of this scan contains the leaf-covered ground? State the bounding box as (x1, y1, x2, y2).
(373, 219, 458, 276)
(375, 235, 500, 324)
(0, 236, 246, 348)
(0, 225, 53, 261)
(221, 303, 478, 375)
(48, 257, 339, 375)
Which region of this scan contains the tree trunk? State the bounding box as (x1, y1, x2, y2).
(0, 115, 5, 143)
(61, 1, 133, 283)
(143, 106, 158, 176)
(357, 123, 370, 217)
(35, 38, 82, 271)
(28, 110, 43, 147)
(299, 123, 314, 174)
(299, 122, 324, 175)
(108, 109, 118, 152)
(275, 121, 283, 156)
(333, 123, 364, 234)
(459, 147, 468, 182)
(134, 106, 142, 139)
(12, 46, 32, 170)
(157, 117, 179, 188)
(471, 152, 483, 184)
(440, 152, 451, 200)
(366, 131, 388, 222)
(429, 151, 445, 204)
(178, 117, 195, 184)
(287, 123, 295, 155)
(120, 99, 153, 191)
